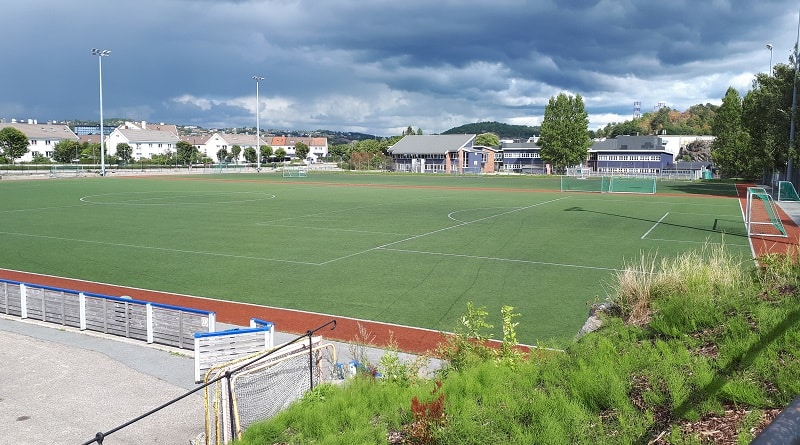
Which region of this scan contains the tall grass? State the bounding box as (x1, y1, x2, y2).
(608, 241, 751, 330)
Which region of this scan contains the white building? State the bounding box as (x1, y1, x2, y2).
(201, 132, 265, 162)
(266, 136, 329, 162)
(106, 121, 180, 159)
(0, 120, 79, 162)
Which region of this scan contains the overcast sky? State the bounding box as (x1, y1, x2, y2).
(1, 1, 798, 136)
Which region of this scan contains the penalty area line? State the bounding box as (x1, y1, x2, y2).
(641, 212, 669, 240)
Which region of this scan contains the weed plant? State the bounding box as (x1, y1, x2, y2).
(236, 243, 800, 444)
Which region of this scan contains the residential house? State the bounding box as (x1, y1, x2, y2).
(106, 121, 180, 160)
(201, 133, 266, 162)
(266, 136, 329, 162)
(0, 120, 79, 162)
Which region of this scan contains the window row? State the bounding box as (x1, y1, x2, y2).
(599, 167, 660, 174)
(500, 152, 540, 158)
(598, 154, 661, 161)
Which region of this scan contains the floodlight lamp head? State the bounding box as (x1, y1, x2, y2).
(252, 75, 265, 81)
(91, 48, 111, 57)
(767, 43, 773, 50)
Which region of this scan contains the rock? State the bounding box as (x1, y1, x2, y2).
(575, 302, 618, 340)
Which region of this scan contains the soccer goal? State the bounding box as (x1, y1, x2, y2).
(607, 176, 657, 194)
(203, 337, 336, 445)
(778, 181, 800, 202)
(560, 176, 608, 193)
(746, 187, 787, 237)
(49, 164, 84, 177)
(282, 166, 308, 178)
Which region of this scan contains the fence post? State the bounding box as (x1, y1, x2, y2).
(226, 371, 236, 442)
(146, 303, 154, 344)
(79, 293, 86, 330)
(20, 283, 27, 319)
(308, 330, 314, 390)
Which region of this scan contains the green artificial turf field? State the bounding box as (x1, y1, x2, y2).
(0, 173, 752, 345)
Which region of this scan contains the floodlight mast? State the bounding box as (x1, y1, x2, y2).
(253, 76, 265, 170)
(91, 48, 111, 176)
(767, 43, 774, 74)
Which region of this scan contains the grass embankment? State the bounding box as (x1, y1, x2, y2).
(239, 242, 800, 444)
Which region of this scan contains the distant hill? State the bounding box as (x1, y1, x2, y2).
(442, 121, 539, 140)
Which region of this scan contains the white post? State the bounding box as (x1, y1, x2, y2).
(19, 283, 27, 319)
(91, 48, 111, 176)
(79, 292, 87, 330)
(253, 76, 265, 170)
(146, 303, 154, 344)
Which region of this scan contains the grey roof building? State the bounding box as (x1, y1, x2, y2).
(388, 134, 476, 155)
(0, 121, 79, 162)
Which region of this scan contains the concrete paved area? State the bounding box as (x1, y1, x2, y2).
(0, 317, 205, 445)
(0, 315, 440, 445)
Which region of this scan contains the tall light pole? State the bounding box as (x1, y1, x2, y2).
(788, 13, 800, 182)
(91, 48, 111, 176)
(767, 43, 774, 74)
(252, 75, 265, 171)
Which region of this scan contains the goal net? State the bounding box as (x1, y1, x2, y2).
(607, 176, 657, 194)
(746, 187, 787, 237)
(203, 337, 337, 444)
(560, 176, 656, 194)
(49, 164, 84, 177)
(560, 176, 607, 193)
(778, 181, 800, 202)
(282, 166, 308, 178)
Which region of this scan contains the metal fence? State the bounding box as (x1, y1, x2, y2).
(0, 278, 215, 349)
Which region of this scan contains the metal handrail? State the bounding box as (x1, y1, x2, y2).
(81, 319, 336, 445)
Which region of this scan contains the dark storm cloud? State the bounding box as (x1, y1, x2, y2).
(0, 0, 797, 134)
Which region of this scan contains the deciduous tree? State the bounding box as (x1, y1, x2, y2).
(712, 87, 753, 178)
(176, 140, 199, 165)
(216, 148, 229, 163)
(0, 127, 29, 163)
(243, 146, 256, 164)
(260, 145, 273, 162)
(294, 142, 309, 160)
(230, 145, 242, 163)
(274, 147, 287, 162)
(742, 62, 797, 180)
(475, 133, 500, 147)
(537, 93, 592, 173)
(52, 140, 81, 163)
(116, 143, 133, 163)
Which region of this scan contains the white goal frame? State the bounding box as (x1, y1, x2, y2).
(282, 166, 308, 178)
(745, 187, 787, 237)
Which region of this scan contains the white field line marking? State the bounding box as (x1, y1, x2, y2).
(0, 230, 321, 266)
(641, 212, 669, 240)
(254, 223, 410, 236)
(0, 204, 89, 214)
(447, 207, 520, 223)
(378, 248, 623, 272)
(319, 197, 569, 265)
(80, 191, 276, 205)
(643, 237, 749, 247)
